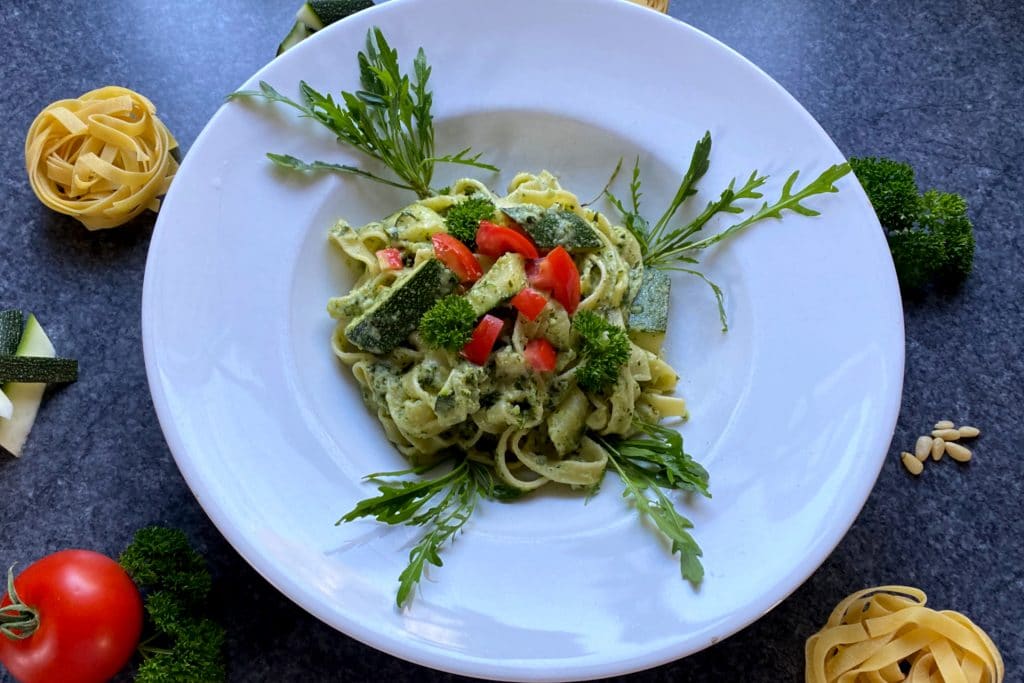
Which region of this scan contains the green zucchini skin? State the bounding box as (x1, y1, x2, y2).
(0, 310, 25, 357)
(345, 258, 457, 354)
(628, 269, 671, 334)
(501, 205, 602, 250)
(306, 0, 374, 27)
(0, 356, 78, 383)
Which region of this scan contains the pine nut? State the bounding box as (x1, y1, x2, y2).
(946, 442, 972, 462)
(901, 452, 924, 475)
(931, 438, 945, 460)
(934, 420, 955, 430)
(914, 435, 933, 461)
(958, 426, 980, 438)
(932, 428, 960, 441)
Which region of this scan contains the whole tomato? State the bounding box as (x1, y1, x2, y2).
(0, 550, 143, 683)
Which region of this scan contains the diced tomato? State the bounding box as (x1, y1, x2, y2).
(461, 314, 504, 366)
(510, 287, 548, 321)
(432, 233, 482, 283)
(375, 248, 403, 271)
(526, 246, 581, 314)
(475, 220, 540, 260)
(524, 338, 557, 372)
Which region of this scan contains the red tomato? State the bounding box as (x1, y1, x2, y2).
(0, 550, 143, 683)
(524, 338, 558, 372)
(432, 233, 482, 283)
(375, 248, 403, 271)
(526, 246, 581, 314)
(460, 314, 504, 366)
(475, 221, 540, 260)
(510, 288, 548, 321)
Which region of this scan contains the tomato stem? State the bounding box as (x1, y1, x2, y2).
(0, 566, 39, 640)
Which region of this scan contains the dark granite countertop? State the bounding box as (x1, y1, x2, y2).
(2, 1, 1021, 681)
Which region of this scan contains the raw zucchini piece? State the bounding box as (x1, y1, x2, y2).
(464, 253, 527, 316)
(277, 20, 314, 56)
(0, 314, 56, 457)
(622, 270, 671, 352)
(0, 356, 78, 383)
(0, 309, 24, 356)
(501, 205, 602, 250)
(0, 388, 11, 421)
(297, 0, 374, 30)
(345, 258, 456, 354)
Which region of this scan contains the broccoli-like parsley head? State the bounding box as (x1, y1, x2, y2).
(120, 527, 226, 683)
(573, 311, 631, 392)
(919, 190, 974, 284)
(850, 156, 920, 233)
(444, 196, 495, 247)
(886, 190, 974, 289)
(852, 156, 975, 290)
(420, 295, 478, 350)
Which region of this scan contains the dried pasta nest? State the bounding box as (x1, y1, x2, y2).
(806, 586, 1003, 682)
(24, 86, 178, 230)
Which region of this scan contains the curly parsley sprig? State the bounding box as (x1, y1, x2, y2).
(228, 28, 498, 198)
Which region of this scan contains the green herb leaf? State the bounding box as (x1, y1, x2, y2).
(419, 295, 478, 351)
(229, 28, 498, 198)
(120, 527, 226, 682)
(267, 153, 418, 192)
(572, 311, 632, 393)
(598, 429, 706, 583)
(339, 459, 518, 606)
(443, 196, 496, 246)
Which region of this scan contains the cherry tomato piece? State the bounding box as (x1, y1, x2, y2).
(0, 550, 143, 683)
(432, 233, 482, 283)
(510, 287, 548, 321)
(526, 246, 581, 314)
(524, 338, 558, 372)
(375, 248, 404, 271)
(475, 221, 540, 260)
(460, 314, 504, 366)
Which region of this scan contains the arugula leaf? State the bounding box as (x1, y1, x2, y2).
(597, 425, 707, 583)
(229, 28, 497, 198)
(340, 458, 520, 606)
(604, 132, 851, 328)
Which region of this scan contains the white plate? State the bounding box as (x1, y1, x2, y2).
(142, 0, 904, 680)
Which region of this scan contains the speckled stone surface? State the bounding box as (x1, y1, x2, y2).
(1, 1, 1021, 681)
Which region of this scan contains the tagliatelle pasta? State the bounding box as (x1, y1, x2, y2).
(328, 172, 686, 492)
(805, 586, 1004, 683)
(24, 86, 178, 230)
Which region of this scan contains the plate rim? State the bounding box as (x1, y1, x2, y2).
(142, 0, 905, 679)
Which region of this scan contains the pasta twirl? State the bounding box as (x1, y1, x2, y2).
(25, 86, 178, 230)
(805, 586, 1004, 683)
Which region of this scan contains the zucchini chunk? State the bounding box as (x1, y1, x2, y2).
(0, 315, 56, 456)
(502, 205, 602, 250)
(345, 258, 456, 354)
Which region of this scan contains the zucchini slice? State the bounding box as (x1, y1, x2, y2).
(501, 205, 602, 250)
(0, 388, 11, 421)
(628, 268, 671, 334)
(345, 258, 456, 354)
(281, 0, 374, 54)
(0, 309, 24, 356)
(0, 356, 78, 383)
(0, 314, 56, 457)
(298, 0, 374, 30)
(277, 20, 313, 56)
